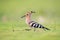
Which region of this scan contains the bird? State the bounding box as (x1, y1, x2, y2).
(21, 11, 50, 31)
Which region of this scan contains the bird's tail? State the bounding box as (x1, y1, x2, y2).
(40, 25, 50, 31)
(43, 27, 50, 31)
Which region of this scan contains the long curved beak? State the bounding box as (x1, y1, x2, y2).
(21, 15, 26, 18)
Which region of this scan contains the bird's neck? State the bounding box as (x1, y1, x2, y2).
(26, 16, 31, 24)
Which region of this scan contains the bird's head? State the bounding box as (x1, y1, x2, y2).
(21, 11, 35, 18)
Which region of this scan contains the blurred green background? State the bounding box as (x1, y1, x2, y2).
(0, 0, 60, 40)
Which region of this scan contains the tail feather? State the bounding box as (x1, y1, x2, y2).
(40, 25, 50, 31)
(44, 27, 50, 30)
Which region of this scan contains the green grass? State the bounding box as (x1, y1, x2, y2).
(0, 0, 60, 40)
(0, 23, 60, 40)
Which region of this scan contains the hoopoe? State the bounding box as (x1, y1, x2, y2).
(21, 11, 50, 31)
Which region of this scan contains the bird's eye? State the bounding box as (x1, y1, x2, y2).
(27, 14, 28, 15)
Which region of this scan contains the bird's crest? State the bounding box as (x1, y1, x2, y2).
(21, 11, 35, 18)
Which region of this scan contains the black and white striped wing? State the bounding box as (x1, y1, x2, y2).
(29, 21, 50, 30)
(29, 21, 41, 28)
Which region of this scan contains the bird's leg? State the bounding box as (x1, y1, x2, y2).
(25, 26, 32, 31)
(34, 28, 36, 32)
(43, 28, 46, 31)
(25, 29, 31, 31)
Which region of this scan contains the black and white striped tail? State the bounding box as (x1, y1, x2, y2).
(29, 21, 50, 30)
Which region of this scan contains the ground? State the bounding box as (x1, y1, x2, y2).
(0, 23, 60, 40)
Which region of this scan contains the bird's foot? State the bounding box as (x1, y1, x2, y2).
(25, 29, 31, 31)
